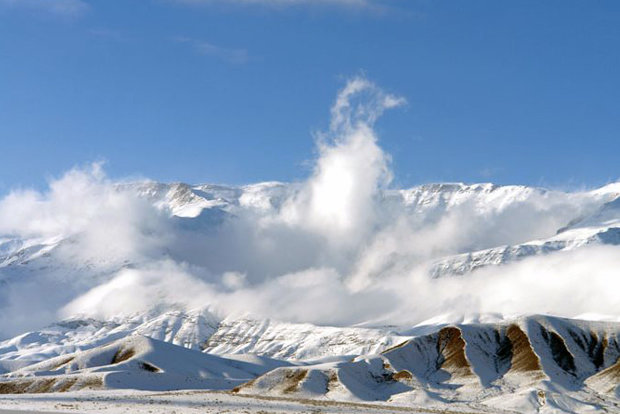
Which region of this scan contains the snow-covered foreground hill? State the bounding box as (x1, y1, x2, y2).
(237, 315, 620, 413)
(1, 315, 620, 413)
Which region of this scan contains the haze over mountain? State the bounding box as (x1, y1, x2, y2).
(1, 78, 619, 413)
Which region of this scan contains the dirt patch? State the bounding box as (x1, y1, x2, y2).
(588, 357, 620, 394)
(506, 325, 543, 374)
(600, 363, 620, 382)
(76, 376, 104, 390)
(436, 327, 473, 376)
(0, 380, 33, 394)
(282, 369, 308, 394)
(140, 362, 161, 373)
(55, 377, 78, 392)
(381, 340, 410, 355)
(231, 369, 309, 395)
(111, 347, 136, 364)
(0, 378, 56, 394)
(392, 370, 413, 381)
(0, 375, 104, 394)
(29, 378, 56, 393)
(326, 371, 339, 392)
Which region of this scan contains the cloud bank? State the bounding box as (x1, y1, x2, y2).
(0, 77, 618, 338)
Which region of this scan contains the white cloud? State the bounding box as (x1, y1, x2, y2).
(174, 36, 249, 64)
(0, 0, 89, 17)
(0, 76, 619, 338)
(280, 76, 403, 247)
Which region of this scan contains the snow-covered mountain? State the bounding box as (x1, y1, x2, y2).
(0, 310, 410, 369)
(1, 179, 619, 413)
(1, 179, 619, 350)
(2, 180, 618, 271)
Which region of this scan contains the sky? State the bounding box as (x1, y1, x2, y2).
(0, 0, 619, 192)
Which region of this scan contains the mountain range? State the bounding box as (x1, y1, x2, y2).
(1, 179, 619, 413)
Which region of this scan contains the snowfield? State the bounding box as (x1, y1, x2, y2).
(0, 390, 500, 414)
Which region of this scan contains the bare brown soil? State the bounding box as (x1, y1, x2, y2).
(505, 325, 543, 374)
(381, 340, 410, 355)
(111, 347, 136, 364)
(140, 362, 161, 372)
(392, 370, 413, 381)
(588, 357, 620, 394)
(0, 378, 55, 394)
(0, 375, 103, 395)
(437, 327, 474, 377)
(282, 369, 308, 394)
(55, 377, 78, 392)
(326, 371, 339, 392)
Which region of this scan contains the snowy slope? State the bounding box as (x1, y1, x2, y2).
(236, 315, 620, 413)
(3, 315, 619, 412)
(202, 316, 411, 360)
(0, 335, 288, 393)
(0, 311, 411, 367)
(431, 218, 620, 277)
(0, 308, 219, 366)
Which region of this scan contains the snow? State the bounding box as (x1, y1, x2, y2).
(231, 316, 620, 413)
(0, 389, 499, 414)
(1, 179, 619, 413)
(2, 335, 289, 393)
(0, 312, 412, 368)
(203, 316, 412, 360)
(1, 314, 620, 412)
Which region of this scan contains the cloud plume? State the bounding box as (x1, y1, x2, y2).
(0, 77, 618, 338)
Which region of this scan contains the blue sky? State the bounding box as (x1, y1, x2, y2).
(1, 0, 619, 192)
